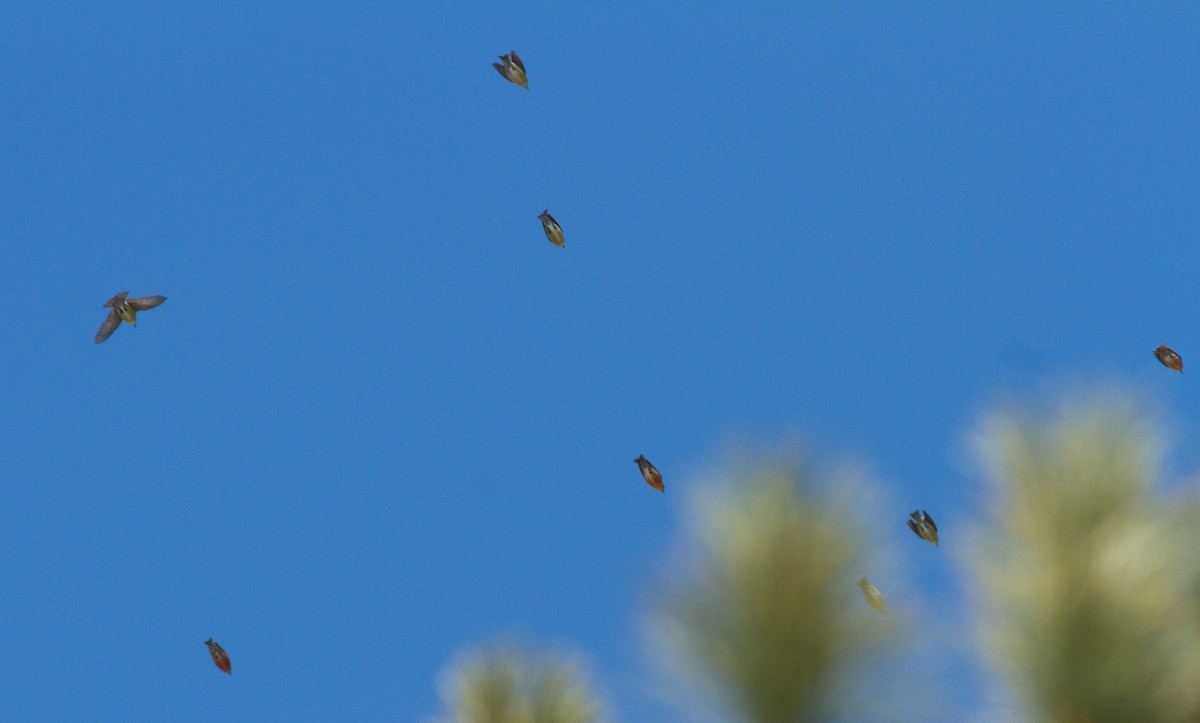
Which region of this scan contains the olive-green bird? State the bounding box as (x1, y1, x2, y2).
(539, 210, 564, 248)
(94, 291, 167, 344)
(857, 577, 885, 613)
(492, 50, 528, 88)
(907, 510, 939, 546)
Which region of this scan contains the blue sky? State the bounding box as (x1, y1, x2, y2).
(1, 3, 1199, 720)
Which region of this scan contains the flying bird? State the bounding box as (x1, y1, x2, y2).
(538, 210, 564, 248)
(857, 578, 885, 613)
(205, 638, 231, 675)
(94, 291, 166, 344)
(634, 455, 664, 492)
(1154, 344, 1183, 373)
(493, 51, 528, 88)
(907, 510, 939, 545)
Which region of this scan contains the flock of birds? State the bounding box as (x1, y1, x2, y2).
(856, 510, 939, 614)
(93, 290, 235, 672)
(87, 49, 1193, 676)
(82, 49, 657, 678)
(856, 344, 1184, 614)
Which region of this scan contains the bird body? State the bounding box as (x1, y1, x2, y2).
(493, 51, 528, 88)
(205, 638, 231, 675)
(857, 578, 885, 613)
(907, 510, 939, 545)
(539, 210, 564, 247)
(95, 291, 167, 344)
(634, 454, 664, 492)
(1154, 344, 1183, 373)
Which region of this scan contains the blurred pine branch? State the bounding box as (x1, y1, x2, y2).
(436, 645, 604, 723)
(967, 401, 1200, 722)
(651, 461, 910, 722)
(433, 398, 1200, 722)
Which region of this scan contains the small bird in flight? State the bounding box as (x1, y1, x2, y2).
(205, 638, 231, 675)
(857, 578, 885, 613)
(1154, 344, 1183, 373)
(539, 210, 564, 248)
(634, 455, 664, 492)
(907, 510, 939, 546)
(94, 291, 166, 344)
(493, 51, 528, 88)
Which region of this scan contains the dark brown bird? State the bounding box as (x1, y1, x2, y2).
(492, 51, 528, 88)
(1154, 344, 1183, 373)
(205, 638, 231, 675)
(94, 291, 166, 344)
(907, 510, 939, 545)
(634, 455, 664, 492)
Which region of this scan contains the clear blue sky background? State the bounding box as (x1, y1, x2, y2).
(2, 3, 1199, 720)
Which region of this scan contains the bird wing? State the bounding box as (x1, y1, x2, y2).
(126, 295, 166, 311)
(103, 291, 129, 308)
(492, 62, 507, 77)
(509, 51, 525, 72)
(94, 310, 121, 344)
(907, 519, 920, 535)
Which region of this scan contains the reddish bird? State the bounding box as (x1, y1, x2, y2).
(1154, 344, 1183, 373)
(205, 638, 231, 675)
(634, 454, 664, 492)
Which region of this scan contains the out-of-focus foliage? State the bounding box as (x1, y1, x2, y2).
(967, 402, 1200, 722)
(436, 645, 604, 723)
(652, 460, 909, 722)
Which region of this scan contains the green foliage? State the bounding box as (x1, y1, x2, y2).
(652, 461, 906, 722)
(967, 402, 1200, 722)
(437, 645, 604, 723)
(435, 399, 1200, 722)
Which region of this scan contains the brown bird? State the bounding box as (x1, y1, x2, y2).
(492, 51, 528, 88)
(907, 510, 939, 546)
(1154, 344, 1183, 373)
(94, 291, 167, 344)
(538, 210, 564, 248)
(205, 638, 231, 675)
(634, 454, 664, 492)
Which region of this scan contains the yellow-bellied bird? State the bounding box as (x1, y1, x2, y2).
(94, 291, 167, 344)
(907, 510, 939, 546)
(634, 455, 664, 492)
(1154, 344, 1183, 373)
(539, 210, 564, 248)
(493, 51, 528, 88)
(857, 578, 885, 613)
